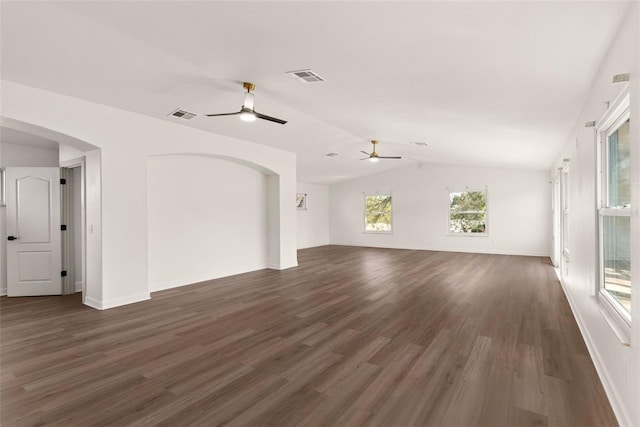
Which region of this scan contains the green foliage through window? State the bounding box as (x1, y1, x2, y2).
(449, 190, 486, 234)
(365, 195, 392, 232)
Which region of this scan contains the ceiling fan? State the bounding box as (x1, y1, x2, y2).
(360, 140, 402, 162)
(205, 82, 287, 125)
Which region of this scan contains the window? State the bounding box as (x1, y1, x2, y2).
(561, 164, 570, 261)
(364, 194, 392, 232)
(597, 90, 631, 326)
(448, 189, 487, 234)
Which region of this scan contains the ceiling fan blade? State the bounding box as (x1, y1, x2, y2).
(377, 156, 402, 159)
(360, 151, 371, 155)
(205, 111, 241, 117)
(255, 111, 287, 125)
(359, 157, 371, 161)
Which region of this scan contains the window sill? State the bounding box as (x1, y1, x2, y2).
(363, 231, 393, 235)
(593, 295, 631, 347)
(447, 233, 488, 237)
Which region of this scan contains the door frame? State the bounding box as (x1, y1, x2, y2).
(61, 157, 86, 304)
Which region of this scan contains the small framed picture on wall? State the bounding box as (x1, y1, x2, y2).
(296, 193, 307, 210)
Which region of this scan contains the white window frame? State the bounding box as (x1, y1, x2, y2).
(551, 173, 562, 268)
(363, 193, 393, 234)
(596, 87, 631, 337)
(447, 188, 488, 236)
(561, 163, 570, 262)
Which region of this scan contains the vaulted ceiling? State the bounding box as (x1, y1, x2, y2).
(0, 1, 631, 183)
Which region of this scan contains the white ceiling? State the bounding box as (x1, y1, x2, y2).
(0, 1, 631, 184)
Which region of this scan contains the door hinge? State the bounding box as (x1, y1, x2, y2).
(61, 224, 67, 231)
(60, 178, 67, 185)
(61, 270, 67, 277)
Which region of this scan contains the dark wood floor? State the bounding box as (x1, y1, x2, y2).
(1, 246, 617, 426)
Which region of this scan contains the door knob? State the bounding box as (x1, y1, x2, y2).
(7, 236, 18, 241)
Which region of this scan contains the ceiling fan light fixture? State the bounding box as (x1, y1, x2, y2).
(239, 109, 257, 122)
(206, 82, 287, 125)
(359, 140, 401, 161)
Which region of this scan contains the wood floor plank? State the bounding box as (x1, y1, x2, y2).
(476, 324, 520, 427)
(335, 342, 424, 426)
(511, 343, 548, 416)
(545, 374, 577, 427)
(355, 343, 427, 426)
(0, 246, 617, 426)
(225, 351, 343, 426)
(508, 406, 549, 427)
(137, 364, 257, 426)
(439, 335, 495, 426)
(296, 361, 381, 426)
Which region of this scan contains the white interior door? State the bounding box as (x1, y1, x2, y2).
(6, 167, 62, 296)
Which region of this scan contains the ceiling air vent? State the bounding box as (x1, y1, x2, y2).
(612, 73, 629, 83)
(325, 152, 339, 157)
(168, 109, 197, 120)
(286, 69, 325, 83)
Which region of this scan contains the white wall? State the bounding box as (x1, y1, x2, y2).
(551, 4, 639, 426)
(0, 142, 59, 295)
(148, 155, 268, 291)
(1, 81, 298, 309)
(297, 182, 330, 249)
(60, 143, 86, 163)
(83, 149, 102, 305)
(330, 163, 550, 256)
(1, 142, 58, 167)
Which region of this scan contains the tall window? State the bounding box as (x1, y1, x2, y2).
(561, 164, 570, 262)
(448, 189, 487, 234)
(364, 194, 392, 232)
(598, 90, 631, 326)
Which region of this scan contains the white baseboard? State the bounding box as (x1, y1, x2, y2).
(297, 242, 331, 250)
(0, 287, 6, 296)
(328, 243, 550, 258)
(150, 278, 203, 293)
(554, 270, 632, 427)
(149, 265, 275, 293)
(267, 262, 299, 270)
(83, 292, 150, 310)
(75, 281, 82, 293)
(83, 296, 102, 310)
